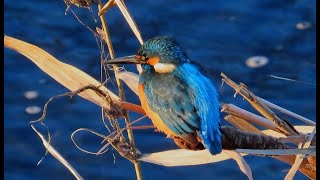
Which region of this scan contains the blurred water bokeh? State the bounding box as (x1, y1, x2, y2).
(4, 0, 316, 179)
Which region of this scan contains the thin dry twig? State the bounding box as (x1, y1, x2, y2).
(71, 128, 110, 155)
(70, 125, 153, 156)
(96, 115, 148, 155)
(29, 84, 124, 125)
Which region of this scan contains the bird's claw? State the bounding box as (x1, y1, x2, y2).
(173, 136, 205, 151)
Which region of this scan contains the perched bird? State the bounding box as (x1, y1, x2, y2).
(105, 36, 222, 155)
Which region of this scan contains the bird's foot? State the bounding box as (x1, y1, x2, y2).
(173, 136, 205, 151)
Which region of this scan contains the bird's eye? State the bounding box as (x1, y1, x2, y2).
(141, 54, 148, 61)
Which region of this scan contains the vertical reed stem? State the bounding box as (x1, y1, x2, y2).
(97, 1, 142, 179)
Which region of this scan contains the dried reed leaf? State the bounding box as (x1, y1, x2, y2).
(139, 126, 314, 166)
(140, 149, 253, 179)
(4, 35, 120, 109)
(139, 149, 248, 167)
(117, 71, 139, 95)
(31, 125, 83, 180)
(224, 150, 253, 180)
(222, 104, 277, 131)
(114, 0, 144, 45)
(285, 127, 316, 180)
(224, 115, 263, 134)
(139, 126, 315, 179)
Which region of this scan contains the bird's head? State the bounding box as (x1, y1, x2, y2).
(105, 36, 189, 73)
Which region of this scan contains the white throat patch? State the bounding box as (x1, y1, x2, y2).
(154, 63, 176, 73)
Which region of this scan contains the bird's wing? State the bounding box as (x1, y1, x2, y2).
(176, 63, 222, 155)
(143, 73, 200, 145)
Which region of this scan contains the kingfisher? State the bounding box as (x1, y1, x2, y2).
(105, 36, 222, 155)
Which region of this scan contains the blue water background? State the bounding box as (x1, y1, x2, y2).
(4, 0, 316, 179)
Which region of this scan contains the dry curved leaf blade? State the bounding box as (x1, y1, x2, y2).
(4, 35, 120, 109)
(139, 149, 248, 167)
(139, 126, 315, 166)
(117, 71, 139, 95)
(31, 125, 83, 180)
(224, 150, 253, 180)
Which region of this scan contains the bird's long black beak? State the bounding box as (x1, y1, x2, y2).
(103, 55, 145, 64)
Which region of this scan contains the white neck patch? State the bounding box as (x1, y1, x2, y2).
(154, 63, 176, 73)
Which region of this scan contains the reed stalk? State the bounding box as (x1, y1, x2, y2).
(97, 1, 142, 179)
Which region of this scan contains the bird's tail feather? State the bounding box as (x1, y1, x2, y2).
(206, 128, 222, 155)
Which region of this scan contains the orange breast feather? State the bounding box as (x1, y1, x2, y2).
(138, 83, 177, 138)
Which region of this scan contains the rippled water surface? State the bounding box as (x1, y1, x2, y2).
(4, 0, 316, 179)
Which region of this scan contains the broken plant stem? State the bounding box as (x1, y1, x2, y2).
(222, 104, 277, 131)
(224, 114, 311, 146)
(98, 0, 116, 16)
(224, 115, 263, 134)
(221, 126, 288, 150)
(221, 73, 299, 136)
(97, 1, 142, 179)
